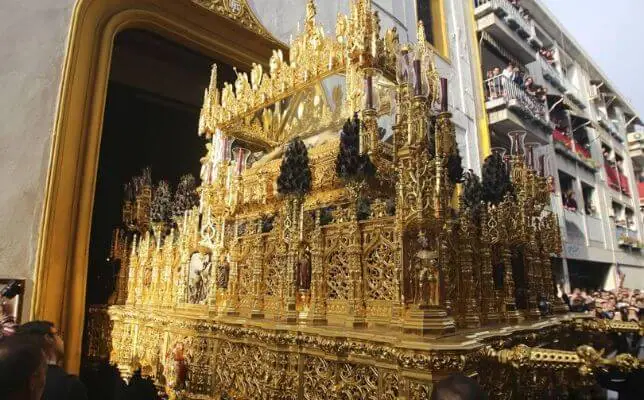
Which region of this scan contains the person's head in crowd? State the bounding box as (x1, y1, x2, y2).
(486, 70, 493, 79)
(524, 76, 534, 86)
(0, 335, 47, 400)
(431, 374, 488, 400)
(492, 67, 501, 76)
(16, 320, 64, 366)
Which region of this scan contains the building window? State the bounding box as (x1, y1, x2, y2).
(416, 0, 434, 44)
(581, 183, 596, 216)
(416, 0, 448, 58)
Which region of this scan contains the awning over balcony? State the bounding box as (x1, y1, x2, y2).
(478, 15, 537, 65)
(481, 32, 524, 68)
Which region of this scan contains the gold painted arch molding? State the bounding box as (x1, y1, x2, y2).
(192, 0, 285, 46)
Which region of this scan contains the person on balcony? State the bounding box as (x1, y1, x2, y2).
(522, 76, 536, 96)
(563, 190, 578, 212)
(485, 70, 496, 100)
(491, 67, 503, 99)
(512, 66, 523, 86)
(502, 62, 515, 81)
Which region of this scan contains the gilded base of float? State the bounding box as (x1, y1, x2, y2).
(101, 305, 575, 400)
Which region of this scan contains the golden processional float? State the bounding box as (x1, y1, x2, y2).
(84, 1, 643, 399)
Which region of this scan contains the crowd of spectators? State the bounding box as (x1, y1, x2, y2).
(485, 62, 547, 119)
(559, 274, 643, 322)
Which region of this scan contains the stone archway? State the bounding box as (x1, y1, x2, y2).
(31, 0, 283, 373)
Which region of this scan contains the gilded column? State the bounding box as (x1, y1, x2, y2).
(459, 211, 480, 328)
(346, 213, 366, 328)
(284, 198, 299, 323)
(308, 211, 326, 324)
(251, 235, 265, 319)
(126, 235, 138, 306)
(480, 209, 500, 323)
(524, 239, 541, 319)
(502, 246, 521, 322)
(225, 240, 241, 316)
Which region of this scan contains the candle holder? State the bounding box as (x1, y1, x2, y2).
(507, 131, 527, 157)
(524, 142, 541, 170)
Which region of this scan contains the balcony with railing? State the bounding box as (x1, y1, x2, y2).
(484, 75, 552, 138)
(604, 162, 631, 196)
(598, 114, 622, 142)
(562, 79, 586, 110)
(538, 56, 566, 94)
(474, 0, 541, 64)
(552, 129, 598, 170)
(616, 224, 641, 250)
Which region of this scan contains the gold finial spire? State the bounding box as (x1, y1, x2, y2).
(417, 20, 427, 46)
(209, 64, 218, 95)
(305, 0, 317, 33)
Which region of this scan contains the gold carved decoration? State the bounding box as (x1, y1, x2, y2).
(85, 1, 587, 399)
(192, 0, 282, 46)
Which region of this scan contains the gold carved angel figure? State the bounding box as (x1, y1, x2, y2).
(412, 231, 440, 306)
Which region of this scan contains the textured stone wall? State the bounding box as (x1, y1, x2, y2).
(0, 0, 74, 318)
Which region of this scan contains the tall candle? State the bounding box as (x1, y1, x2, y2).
(440, 78, 448, 112)
(236, 149, 244, 175)
(413, 59, 422, 96)
(365, 75, 374, 110)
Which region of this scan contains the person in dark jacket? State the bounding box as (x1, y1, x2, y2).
(16, 320, 88, 400)
(0, 334, 48, 400)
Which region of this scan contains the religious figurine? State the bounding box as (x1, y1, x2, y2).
(200, 143, 214, 184)
(144, 265, 152, 287)
(166, 341, 188, 390)
(217, 255, 231, 289)
(296, 246, 311, 291)
(188, 252, 211, 304)
(412, 232, 440, 306)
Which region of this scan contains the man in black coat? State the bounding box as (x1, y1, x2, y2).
(16, 320, 88, 400)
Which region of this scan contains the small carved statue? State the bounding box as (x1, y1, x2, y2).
(167, 341, 188, 390)
(217, 255, 231, 289)
(412, 232, 440, 306)
(296, 247, 311, 291)
(188, 252, 211, 304)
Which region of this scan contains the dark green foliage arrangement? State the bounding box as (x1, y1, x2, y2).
(150, 180, 172, 223)
(461, 170, 484, 221)
(447, 147, 464, 184)
(481, 152, 512, 205)
(335, 113, 376, 181)
(277, 137, 312, 196)
(172, 174, 199, 218)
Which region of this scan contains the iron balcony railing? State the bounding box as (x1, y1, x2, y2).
(485, 74, 548, 124)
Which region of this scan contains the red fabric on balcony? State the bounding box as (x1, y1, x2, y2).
(619, 174, 630, 196)
(605, 163, 620, 190)
(553, 129, 572, 149)
(639, 182, 644, 201)
(574, 141, 591, 159)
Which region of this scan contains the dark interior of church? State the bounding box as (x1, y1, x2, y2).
(82, 29, 236, 397)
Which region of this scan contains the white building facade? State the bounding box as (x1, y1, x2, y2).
(473, 0, 644, 290)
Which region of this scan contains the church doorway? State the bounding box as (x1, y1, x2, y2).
(32, 0, 283, 374)
(81, 29, 236, 394)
